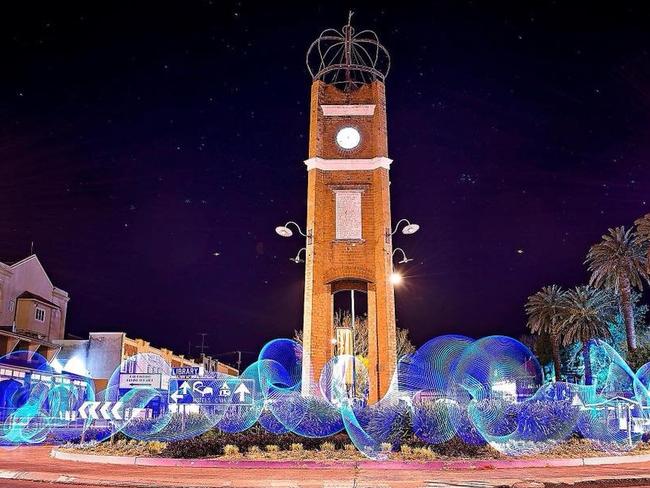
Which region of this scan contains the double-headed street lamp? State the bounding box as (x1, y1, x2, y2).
(275, 221, 312, 264)
(388, 219, 419, 285)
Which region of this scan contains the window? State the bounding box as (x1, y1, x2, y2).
(334, 190, 363, 240)
(35, 307, 46, 322)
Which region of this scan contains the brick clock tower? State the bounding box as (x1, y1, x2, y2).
(279, 16, 413, 404)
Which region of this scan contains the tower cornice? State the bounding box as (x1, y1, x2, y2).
(304, 156, 392, 171)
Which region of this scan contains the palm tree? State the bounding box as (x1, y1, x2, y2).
(525, 285, 567, 381)
(635, 213, 650, 274)
(559, 286, 615, 385)
(585, 226, 649, 351)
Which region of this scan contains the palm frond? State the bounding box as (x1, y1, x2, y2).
(585, 226, 649, 292)
(525, 285, 567, 336)
(559, 285, 615, 347)
(635, 213, 650, 243)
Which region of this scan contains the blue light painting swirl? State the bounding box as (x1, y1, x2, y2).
(1, 335, 650, 459)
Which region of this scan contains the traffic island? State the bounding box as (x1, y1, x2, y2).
(2, 446, 650, 488)
(49, 445, 650, 469)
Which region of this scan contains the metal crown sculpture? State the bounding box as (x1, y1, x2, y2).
(306, 12, 390, 89)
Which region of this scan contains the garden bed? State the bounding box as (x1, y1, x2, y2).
(57, 431, 650, 462)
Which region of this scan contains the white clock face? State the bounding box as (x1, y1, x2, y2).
(336, 127, 361, 150)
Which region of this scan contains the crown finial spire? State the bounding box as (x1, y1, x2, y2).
(306, 13, 390, 90)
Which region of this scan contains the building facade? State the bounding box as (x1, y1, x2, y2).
(0, 254, 237, 394)
(0, 255, 69, 362)
(57, 333, 237, 391)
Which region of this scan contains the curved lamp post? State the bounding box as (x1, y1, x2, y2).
(392, 247, 413, 264)
(290, 248, 306, 264)
(275, 221, 312, 263)
(388, 218, 420, 236)
(275, 221, 309, 238)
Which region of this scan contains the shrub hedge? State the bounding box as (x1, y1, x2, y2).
(161, 426, 352, 458)
(160, 425, 499, 459)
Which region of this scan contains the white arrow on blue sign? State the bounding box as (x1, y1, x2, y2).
(168, 379, 254, 405)
(79, 401, 124, 421)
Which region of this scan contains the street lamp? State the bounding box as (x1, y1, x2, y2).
(390, 272, 403, 285)
(275, 221, 312, 263)
(388, 218, 420, 237)
(392, 247, 413, 264)
(290, 248, 306, 264)
(275, 221, 309, 238)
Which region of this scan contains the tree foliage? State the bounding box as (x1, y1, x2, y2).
(525, 285, 567, 380)
(293, 310, 415, 360)
(559, 285, 616, 385)
(586, 226, 649, 350)
(635, 213, 650, 274)
(559, 286, 615, 346)
(587, 226, 649, 292)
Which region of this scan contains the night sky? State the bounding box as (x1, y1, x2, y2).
(1, 2, 649, 365)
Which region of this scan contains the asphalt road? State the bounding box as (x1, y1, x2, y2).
(3, 483, 100, 488)
(5, 482, 650, 488)
(3, 446, 650, 487)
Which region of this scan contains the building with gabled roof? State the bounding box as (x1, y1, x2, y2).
(0, 254, 70, 362)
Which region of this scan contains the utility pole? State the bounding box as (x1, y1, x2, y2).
(195, 333, 209, 355)
(213, 350, 252, 374)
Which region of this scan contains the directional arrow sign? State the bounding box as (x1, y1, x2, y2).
(79, 401, 94, 420)
(99, 402, 112, 420)
(179, 381, 191, 394)
(167, 378, 253, 406)
(111, 402, 124, 420)
(79, 401, 101, 420)
(79, 401, 124, 421)
(234, 382, 251, 402)
(119, 373, 164, 390)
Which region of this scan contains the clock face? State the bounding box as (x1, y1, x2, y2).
(336, 127, 361, 150)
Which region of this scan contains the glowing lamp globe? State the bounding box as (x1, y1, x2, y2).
(402, 223, 420, 235)
(390, 272, 403, 285)
(275, 226, 293, 238)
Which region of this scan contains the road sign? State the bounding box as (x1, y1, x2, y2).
(172, 366, 201, 378)
(79, 401, 124, 421)
(119, 373, 166, 390)
(168, 378, 254, 406)
(234, 382, 250, 402)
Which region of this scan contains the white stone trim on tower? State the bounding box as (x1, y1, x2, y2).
(304, 157, 392, 171)
(320, 104, 376, 116)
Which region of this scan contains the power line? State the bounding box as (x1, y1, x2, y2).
(212, 350, 255, 372)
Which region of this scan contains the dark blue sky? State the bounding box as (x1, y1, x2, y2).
(1, 1, 649, 362)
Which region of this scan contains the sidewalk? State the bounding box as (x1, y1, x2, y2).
(1, 446, 650, 487)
